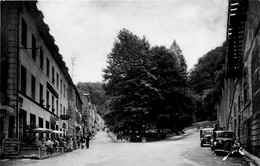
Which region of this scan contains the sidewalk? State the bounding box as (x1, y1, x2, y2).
(243, 150, 260, 166)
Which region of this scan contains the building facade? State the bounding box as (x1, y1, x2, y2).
(0, 1, 83, 156)
(217, 0, 260, 157)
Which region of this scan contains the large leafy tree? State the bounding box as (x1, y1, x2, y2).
(103, 29, 195, 133)
(103, 29, 151, 131)
(149, 46, 194, 132)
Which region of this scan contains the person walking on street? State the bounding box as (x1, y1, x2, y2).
(86, 134, 90, 149)
(81, 136, 85, 149)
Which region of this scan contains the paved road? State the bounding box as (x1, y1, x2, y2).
(0, 131, 251, 166)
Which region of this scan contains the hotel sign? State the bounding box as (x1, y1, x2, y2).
(2, 138, 19, 155)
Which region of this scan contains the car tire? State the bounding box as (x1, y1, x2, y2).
(201, 142, 203, 147)
(211, 145, 214, 151)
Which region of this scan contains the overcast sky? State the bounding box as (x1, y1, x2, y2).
(37, 0, 228, 84)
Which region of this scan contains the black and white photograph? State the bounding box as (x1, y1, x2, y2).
(0, 0, 260, 165)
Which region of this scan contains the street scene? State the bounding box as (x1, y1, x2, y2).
(0, 130, 252, 166)
(1, 0, 260, 165)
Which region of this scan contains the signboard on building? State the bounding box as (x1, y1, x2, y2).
(2, 138, 19, 155)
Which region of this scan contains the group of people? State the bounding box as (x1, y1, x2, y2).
(35, 134, 91, 155)
(78, 134, 90, 149)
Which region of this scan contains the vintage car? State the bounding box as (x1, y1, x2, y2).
(210, 130, 236, 154)
(200, 128, 214, 147)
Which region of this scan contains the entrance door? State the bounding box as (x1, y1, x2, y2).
(8, 115, 15, 138)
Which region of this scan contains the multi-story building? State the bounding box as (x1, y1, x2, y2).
(68, 85, 83, 137)
(0, 1, 82, 156)
(217, 0, 260, 157)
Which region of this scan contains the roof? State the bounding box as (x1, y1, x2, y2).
(23, 1, 74, 86)
(201, 128, 214, 131)
(215, 130, 234, 133)
(22, 1, 83, 104)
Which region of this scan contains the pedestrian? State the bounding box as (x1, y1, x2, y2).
(77, 136, 80, 149)
(86, 134, 90, 149)
(81, 136, 85, 149)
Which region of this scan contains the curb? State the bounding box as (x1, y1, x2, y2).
(243, 150, 260, 166)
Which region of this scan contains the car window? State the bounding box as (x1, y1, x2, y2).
(203, 130, 212, 135)
(217, 132, 234, 138)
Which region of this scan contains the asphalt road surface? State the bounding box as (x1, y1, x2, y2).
(0, 130, 251, 166)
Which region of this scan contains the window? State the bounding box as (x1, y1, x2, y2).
(47, 58, 50, 77)
(64, 84, 65, 98)
(52, 66, 55, 84)
(52, 95, 54, 112)
(46, 90, 49, 110)
(32, 34, 36, 61)
(46, 121, 49, 129)
(30, 113, 36, 127)
(22, 18, 27, 48)
(39, 117, 43, 128)
(56, 73, 59, 89)
(39, 83, 43, 105)
(39, 117, 43, 138)
(40, 47, 44, 70)
(21, 65, 27, 94)
(67, 88, 69, 100)
(60, 104, 62, 115)
(31, 75, 36, 100)
(56, 99, 58, 115)
(60, 79, 62, 93)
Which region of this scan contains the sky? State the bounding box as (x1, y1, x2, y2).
(37, 0, 228, 84)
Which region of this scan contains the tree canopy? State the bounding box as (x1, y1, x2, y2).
(103, 29, 195, 133)
(189, 42, 226, 121)
(77, 82, 107, 116)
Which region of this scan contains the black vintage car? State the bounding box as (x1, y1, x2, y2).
(200, 128, 214, 147)
(210, 130, 235, 154)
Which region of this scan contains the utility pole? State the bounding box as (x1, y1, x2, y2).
(71, 56, 75, 82)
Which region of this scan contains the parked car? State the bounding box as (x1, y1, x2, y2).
(200, 128, 214, 147)
(210, 130, 235, 154)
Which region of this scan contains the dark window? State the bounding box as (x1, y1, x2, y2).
(39, 117, 43, 128)
(67, 88, 68, 100)
(60, 79, 62, 93)
(52, 66, 55, 84)
(46, 121, 49, 129)
(52, 95, 54, 112)
(46, 90, 49, 110)
(56, 73, 59, 89)
(21, 65, 27, 94)
(64, 84, 65, 98)
(40, 47, 44, 70)
(30, 113, 36, 127)
(56, 99, 58, 115)
(39, 83, 43, 105)
(60, 104, 62, 115)
(39, 117, 43, 138)
(31, 75, 36, 100)
(47, 58, 50, 77)
(22, 18, 27, 48)
(32, 34, 36, 61)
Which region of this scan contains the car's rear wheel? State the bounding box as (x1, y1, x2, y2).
(200, 141, 203, 147)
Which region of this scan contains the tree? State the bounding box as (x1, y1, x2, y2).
(77, 82, 108, 116)
(103, 29, 195, 134)
(103, 29, 151, 132)
(189, 42, 226, 121)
